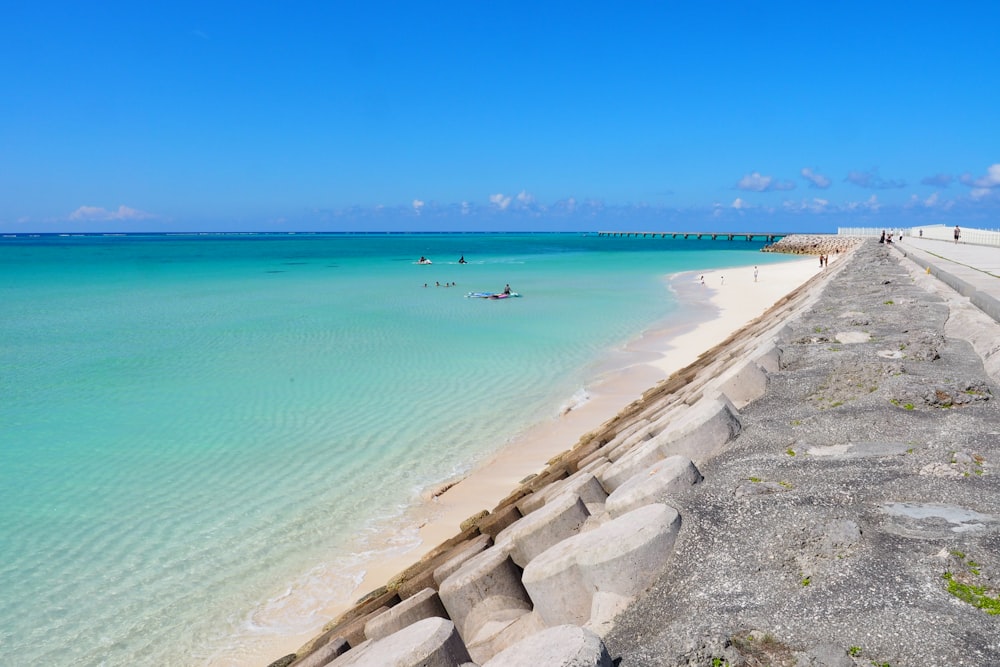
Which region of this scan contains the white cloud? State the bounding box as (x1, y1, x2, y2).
(845, 195, 881, 212)
(844, 168, 905, 189)
(736, 172, 795, 192)
(412, 199, 424, 213)
(69, 205, 155, 221)
(489, 193, 512, 210)
(960, 163, 1000, 189)
(515, 190, 535, 204)
(800, 167, 831, 189)
(732, 197, 751, 210)
(782, 197, 829, 213)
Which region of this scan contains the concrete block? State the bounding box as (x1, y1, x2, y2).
(597, 439, 665, 493)
(465, 609, 546, 664)
(495, 492, 591, 567)
(577, 456, 609, 474)
(521, 503, 682, 629)
(717, 359, 769, 408)
(478, 503, 522, 538)
(542, 471, 608, 508)
(755, 343, 780, 373)
(438, 545, 532, 645)
(971, 290, 1000, 325)
(481, 624, 613, 667)
(365, 587, 449, 642)
(605, 456, 703, 518)
(328, 617, 471, 667)
(290, 638, 349, 667)
(657, 396, 742, 465)
(516, 491, 547, 516)
(433, 534, 492, 587)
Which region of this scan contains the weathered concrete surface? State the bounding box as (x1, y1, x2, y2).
(480, 624, 613, 667)
(364, 587, 448, 642)
(605, 455, 702, 518)
(495, 492, 591, 567)
(604, 241, 1000, 666)
(522, 503, 682, 629)
(327, 617, 471, 667)
(437, 546, 531, 646)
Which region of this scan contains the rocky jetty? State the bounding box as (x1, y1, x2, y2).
(763, 234, 863, 256)
(268, 240, 1000, 667)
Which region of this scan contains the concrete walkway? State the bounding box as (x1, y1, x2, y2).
(892, 236, 1000, 323)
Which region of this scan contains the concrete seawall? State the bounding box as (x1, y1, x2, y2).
(267, 238, 1000, 666)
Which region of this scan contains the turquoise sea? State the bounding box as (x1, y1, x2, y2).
(0, 232, 795, 666)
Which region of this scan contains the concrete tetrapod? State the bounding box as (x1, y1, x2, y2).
(432, 534, 492, 587)
(437, 545, 533, 648)
(494, 492, 591, 568)
(364, 587, 449, 642)
(605, 455, 703, 518)
(539, 471, 608, 511)
(521, 503, 682, 629)
(480, 624, 613, 667)
(655, 396, 742, 466)
(596, 438, 667, 493)
(326, 616, 471, 667)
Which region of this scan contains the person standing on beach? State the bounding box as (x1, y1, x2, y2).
(753, 266, 758, 282)
(954, 225, 961, 243)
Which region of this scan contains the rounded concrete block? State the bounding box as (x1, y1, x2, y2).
(543, 471, 608, 508)
(291, 638, 349, 667)
(717, 359, 769, 408)
(365, 587, 449, 642)
(438, 545, 532, 643)
(481, 624, 612, 667)
(495, 492, 591, 567)
(605, 456, 703, 518)
(328, 617, 471, 667)
(658, 397, 742, 465)
(597, 439, 665, 493)
(521, 503, 682, 628)
(432, 534, 492, 587)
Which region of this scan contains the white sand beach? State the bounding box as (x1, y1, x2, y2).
(235, 254, 826, 666)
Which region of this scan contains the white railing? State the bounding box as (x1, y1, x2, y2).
(838, 225, 1000, 248)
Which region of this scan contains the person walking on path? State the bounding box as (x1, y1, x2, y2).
(954, 225, 961, 243)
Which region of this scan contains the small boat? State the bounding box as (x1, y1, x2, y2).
(466, 291, 521, 299)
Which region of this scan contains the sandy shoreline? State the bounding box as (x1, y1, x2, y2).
(238, 254, 826, 666)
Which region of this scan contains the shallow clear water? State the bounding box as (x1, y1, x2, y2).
(0, 232, 791, 665)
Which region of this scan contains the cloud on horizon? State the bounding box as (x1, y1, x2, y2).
(736, 172, 796, 192)
(921, 173, 954, 188)
(844, 168, 906, 190)
(800, 168, 831, 189)
(960, 163, 1000, 189)
(68, 205, 156, 221)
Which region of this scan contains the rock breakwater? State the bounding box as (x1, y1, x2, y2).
(763, 234, 862, 256)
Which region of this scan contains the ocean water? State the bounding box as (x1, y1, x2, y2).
(0, 232, 793, 665)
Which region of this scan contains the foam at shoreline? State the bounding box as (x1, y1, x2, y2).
(234, 254, 825, 666)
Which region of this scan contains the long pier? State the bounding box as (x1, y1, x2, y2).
(597, 231, 786, 242)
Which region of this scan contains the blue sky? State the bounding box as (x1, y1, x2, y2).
(2, 2, 998, 233)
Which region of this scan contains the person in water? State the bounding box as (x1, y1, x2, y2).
(503, 284, 511, 295)
(458, 255, 467, 264)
